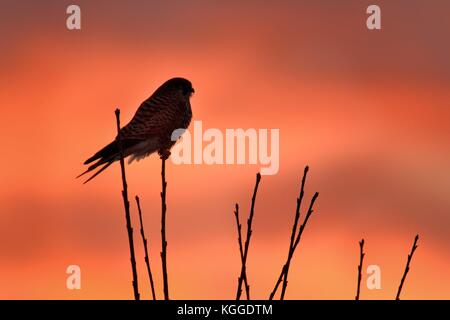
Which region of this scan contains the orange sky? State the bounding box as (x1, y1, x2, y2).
(0, 1, 449, 299)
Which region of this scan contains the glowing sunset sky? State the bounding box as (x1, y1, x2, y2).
(0, 0, 449, 299)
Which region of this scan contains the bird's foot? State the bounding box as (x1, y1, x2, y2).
(158, 149, 171, 160)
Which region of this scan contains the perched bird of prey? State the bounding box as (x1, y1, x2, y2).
(78, 77, 194, 183)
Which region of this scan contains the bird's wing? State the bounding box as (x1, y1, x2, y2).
(119, 90, 186, 141)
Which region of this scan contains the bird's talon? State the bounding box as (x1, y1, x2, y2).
(159, 149, 171, 160)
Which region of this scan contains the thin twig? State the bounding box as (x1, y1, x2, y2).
(135, 196, 157, 300)
(396, 234, 419, 300)
(115, 108, 140, 300)
(355, 239, 365, 300)
(269, 166, 307, 300)
(234, 204, 250, 300)
(280, 166, 309, 300)
(269, 166, 319, 300)
(160, 157, 169, 300)
(236, 173, 261, 300)
(280, 192, 319, 300)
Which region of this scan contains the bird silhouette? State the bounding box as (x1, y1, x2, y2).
(78, 77, 194, 183)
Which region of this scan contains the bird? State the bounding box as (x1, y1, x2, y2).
(78, 77, 194, 183)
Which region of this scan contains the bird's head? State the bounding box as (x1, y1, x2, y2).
(164, 77, 195, 98)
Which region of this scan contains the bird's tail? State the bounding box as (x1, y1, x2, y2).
(77, 161, 115, 184)
(77, 140, 119, 183)
(84, 140, 119, 165)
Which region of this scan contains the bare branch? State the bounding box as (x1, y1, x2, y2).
(234, 203, 250, 300)
(269, 166, 319, 300)
(160, 157, 169, 300)
(115, 108, 140, 300)
(236, 173, 261, 300)
(356, 239, 365, 300)
(135, 196, 157, 300)
(396, 234, 419, 300)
